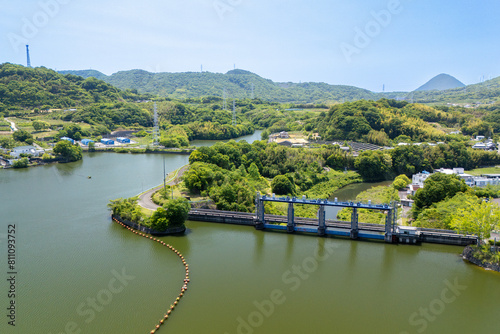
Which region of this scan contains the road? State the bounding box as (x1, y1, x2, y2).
(5, 118, 17, 132)
(137, 165, 189, 210)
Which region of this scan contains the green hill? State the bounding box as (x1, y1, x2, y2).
(59, 68, 378, 103)
(58, 68, 500, 105)
(415, 73, 465, 91)
(0, 63, 146, 111)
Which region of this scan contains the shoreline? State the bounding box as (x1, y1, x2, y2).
(462, 245, 500, 273)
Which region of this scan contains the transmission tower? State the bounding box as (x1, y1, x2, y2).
(26, 45, 31, 68)
(232, 100, 236, 126)
(153, 101, 159, 145)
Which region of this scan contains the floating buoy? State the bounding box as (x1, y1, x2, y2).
(114, 216, 189, 333)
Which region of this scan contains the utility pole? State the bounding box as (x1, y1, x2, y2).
(163, 155, 166, 194)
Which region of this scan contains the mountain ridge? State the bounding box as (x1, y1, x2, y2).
(58, 68, 499, 104)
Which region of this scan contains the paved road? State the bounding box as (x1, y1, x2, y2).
(138, 165, 189, 210)
(5, 118, 17, 132)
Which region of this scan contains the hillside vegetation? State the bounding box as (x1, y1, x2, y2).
(0, 63, 147, 111)
(59, 68, 500, 105)
(59, 68, 379, 103)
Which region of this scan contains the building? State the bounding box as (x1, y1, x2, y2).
(60, 137, 75, 144)
(116, 137, 130, 144)
(412, 171, 431, 187)
(10, 145, 44, 158)
(81, 139, 94, 146)
(101, 138, 114, 145)
(279, 131, 289, 139)
(410, 167, 500, 192)
(472, 142, 496, 150)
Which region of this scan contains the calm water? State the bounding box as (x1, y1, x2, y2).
(1, 153, 499, 334)
(326, 180, 393, 219)
(190, 130, 264, 147)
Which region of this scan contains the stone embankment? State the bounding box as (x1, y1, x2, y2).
(462, 246, 500, 272)
(112, 214, 185, 235)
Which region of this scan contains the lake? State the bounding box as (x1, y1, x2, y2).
(0, 152, 499, 334)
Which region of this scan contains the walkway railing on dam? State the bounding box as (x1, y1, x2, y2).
(188, 200, 478, 246)
(255, 194, 398, 242)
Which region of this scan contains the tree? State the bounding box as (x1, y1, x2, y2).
(13, 129, 33, 144)
(412, 173, 468, 218)
(163, 198, 190, 227)
(183, 162, 215, 193)
(392, 174, 411, 190)
(354, 150, 392, 181)
(53, 140, 83, 162)
(88, 141, 95, 152)
(12, 157, 29, 168)
(390, 145, 430, 177)
(248, 162, 261, 179)
(150, 207, 169, 231)
(451, 198, 500, 241)
(32, 120, 49, 131)
(271, 175, 295, 195)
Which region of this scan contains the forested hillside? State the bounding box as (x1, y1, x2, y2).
(59, 68, 379, 103)
(0, 63, 146, 111)
(60, 68, 500, 105)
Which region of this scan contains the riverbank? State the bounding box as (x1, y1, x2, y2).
(462, 245, 500, 272)
(82, 146, 193, 154)
(112, 214, 185, 235)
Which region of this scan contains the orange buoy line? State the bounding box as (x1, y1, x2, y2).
(112, 217, 190, 333)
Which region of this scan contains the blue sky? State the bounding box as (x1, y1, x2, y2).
(1, 0, 499, 92)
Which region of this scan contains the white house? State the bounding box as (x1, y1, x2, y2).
(10, 146, 44, 158)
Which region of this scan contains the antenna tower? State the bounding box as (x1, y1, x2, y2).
(232, 100, 236, 126)
(26, 45, 31, 68)
(153, 101, 159, 145)
(223, 88, 227, 110)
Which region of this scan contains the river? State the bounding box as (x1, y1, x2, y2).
(190, 130, 264, 147)
(1, 152, 499, 334)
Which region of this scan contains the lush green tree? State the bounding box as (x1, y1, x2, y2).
(32, 120, 49, 131)
(451, 198, 500, 241)
(390, 145, 430, 176)
(0, 137, 16, 149)
(163, 198, 191, 227)
(412, 173, 468, 218)
(414, 193, 479, 230)
(248, 162, 261, 179)
(354, 150, 392, 181)
(53, 140, 83, 162)
(183, 162, 215, 193)
(150, 207, 169, 231)
(12, 129, 33, 144)
(209, 181, 255, 212)
(271, 175, 295, 195)
(392, 174, 411, 190)
(88, 141, 95, 152)
(12, 157, 29, 168)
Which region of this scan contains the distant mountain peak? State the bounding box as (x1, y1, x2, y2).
(226, 69, 254, 75)
(415, 73, 465, 91)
